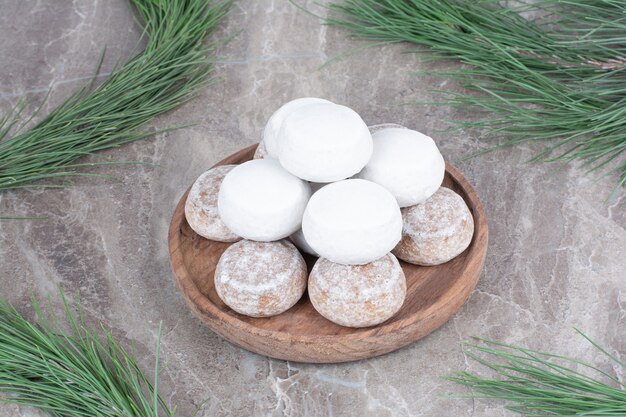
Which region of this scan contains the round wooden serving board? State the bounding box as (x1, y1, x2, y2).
(168, 144, 488, 363)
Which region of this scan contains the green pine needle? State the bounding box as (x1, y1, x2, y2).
(0, 0, 232, 191)
(449, 331, 626, 416)
(325, 0, 626, 193)
(0, 291, 173, 417)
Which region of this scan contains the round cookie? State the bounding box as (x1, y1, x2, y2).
(278, 103, 372, 182)
(253, 140, 268, 159)
(184, 165, 240, 242)
(355, 127, 445, 207)
(215, 240, 307, 317)
(218, 159, 311, 241)
(263, 97, 331, 158)
(308, 253, 406, 328)
(302, 179, 402, 265)
(393, 187, 474, 266)
(290, 228, 318, 256)
(289, 182, 326, 257)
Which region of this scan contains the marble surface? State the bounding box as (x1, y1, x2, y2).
(0, 1, 624, 416)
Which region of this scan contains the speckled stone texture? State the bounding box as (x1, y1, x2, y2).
(0, 1, 624, 416)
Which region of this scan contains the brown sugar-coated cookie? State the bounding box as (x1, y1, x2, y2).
(253, 140, 268, 159)
(214, 239, 307, 317)
(393, 187, 474, 266)
(308, 253, 406, 328)
(185, 165, 240, 242)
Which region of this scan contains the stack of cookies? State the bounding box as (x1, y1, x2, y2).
(184, 98, 474, 328)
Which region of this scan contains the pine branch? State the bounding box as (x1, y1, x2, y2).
(449, 331, 626, 416)
(325, 0, 626, 194)
(0, 0, 232, 191)
(0, 291, 172, 417)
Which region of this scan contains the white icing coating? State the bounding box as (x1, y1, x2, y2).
(184, 165, 240, 242)
(215, 239, 307, 317)
(289, 182, 327, 257)
(290, 228, 318, 256)
(308, 253, 406, 327)
(302, 179, 402, 265)
(278, 103, 373, 182)
(218, 159, 311, 241)
(263, 97, 332, 158)
(355, 127, 445, 207)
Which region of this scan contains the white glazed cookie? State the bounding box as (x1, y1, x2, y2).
(289, 182, 326, 257)
(355, 127, 445, 207)
(302, 179, 402, 265)
(214, 239, 307, 317)
(263, 97, 331, 158)
(278, 103, 372, 182)
(184, 165, 240, 242)
(218, 159, 311, 241)
(289, 228, 318, 256)
(393, 187, 474, 266)
(308, 253, 406, 327)
(253, 140, 268, 159)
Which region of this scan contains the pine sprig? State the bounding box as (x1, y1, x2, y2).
(0, 291, 172, 417)
(449, 332, 626, 416)
(0, 0, 231, 191)
(325, 0, 626, 193)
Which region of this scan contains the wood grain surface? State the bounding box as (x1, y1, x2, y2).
(168, 144, 488, 363)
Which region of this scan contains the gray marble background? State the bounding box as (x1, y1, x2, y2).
(0, 1, 624, 416)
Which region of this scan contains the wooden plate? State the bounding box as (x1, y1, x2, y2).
(168, 144, 488, 363)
